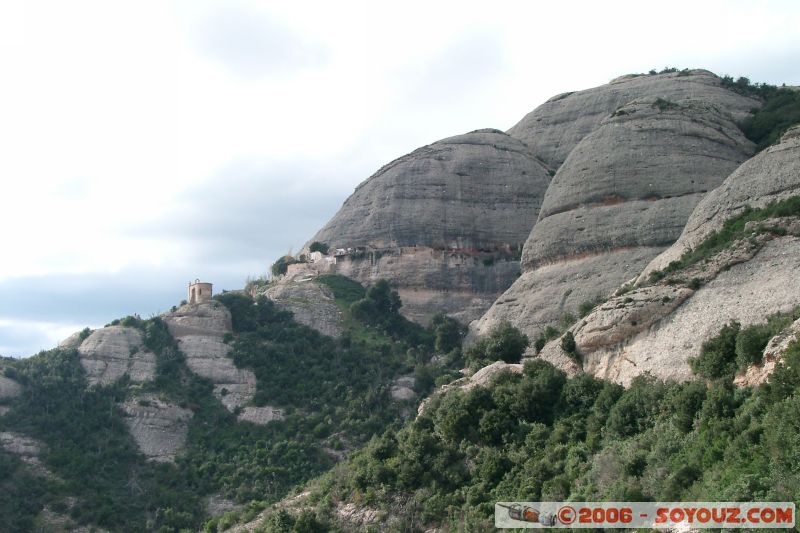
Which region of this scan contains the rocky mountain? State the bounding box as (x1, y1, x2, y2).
(472, 93, 756, 343)
(507, 69, 759, 169)
(2, 68, 799, 533)
(308, 128, 552, 324)
(538, 124, 800, 384)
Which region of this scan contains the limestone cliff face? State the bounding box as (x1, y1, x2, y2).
(163, 303, 255, 410)
(640, 125, 800, 278)
(162, 302, 283, 425)
(537, 126, 800, 385)
(120, 394, 192, 463)
(507, 69, 760, 170)
(472, 97, 755, 342)
(77, 326, 156, 386)
(309, 129, 552, 324)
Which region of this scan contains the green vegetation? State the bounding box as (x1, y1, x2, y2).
(0, 275, 460, 532)
(690, 306, 800, 380)
(270, 255, 299, 277)
(464, 321, 529, 370)
(650, 196, 800, 283)
(308, 241, 329, 255)
(561, 331, 578, 361)
(295, 330, 800, 530)
(652, 97, 678, 111)
(720, 75, 800, 151)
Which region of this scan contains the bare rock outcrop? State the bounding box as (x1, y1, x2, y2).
(390, 376, 416, 401)
(262, 268, 344, 337)
(0, 431, 53, 477)
(308, 129, 552, 324)
(581, 236, 800, 385)
(237, 406, 284, 425)
(507, 69, 760, 169)
(641, 125, 800, 278)
(536, 126, 800, 385)
(120, 394, 192, 462)
(473, 97, 754, 345)
(163, 303, 257, 411)
(58, 330, 87, 350)
(77, 326, 156, 386)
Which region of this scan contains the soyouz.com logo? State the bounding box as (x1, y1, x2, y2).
(494, 502, 795, 528)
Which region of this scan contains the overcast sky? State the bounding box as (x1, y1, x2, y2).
(1, 0, 798, 357)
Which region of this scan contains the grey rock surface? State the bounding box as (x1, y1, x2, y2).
(312, 129, 552, 250)
(308, 129, 552, 324)
(507, 69, 760, 169)
(0, 431, 54, 477)
(120, 394, 192, 462)
(237, 406, 285, 425)
(263, 268, 344, 337)
(77, 326, 156, 386)
(390, 375, 416, 401)
(583, 236, 800, 385)
(163, 303, 257, 411)
(329, 245, 522, 325)
(473, 97, 754, 345)
(642, 125, 800, 278)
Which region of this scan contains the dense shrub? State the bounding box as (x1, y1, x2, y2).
(465, 321, 529, 369)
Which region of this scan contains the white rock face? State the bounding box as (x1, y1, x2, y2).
(263, 268, 344, 337)
(77, 326, 156, 386)
(583, 237, 800, 385)
(473, 97, 754, 346)
(58, 330, 87, 350)
(120, 394, 192, 462)
(163, 303, 258, 412)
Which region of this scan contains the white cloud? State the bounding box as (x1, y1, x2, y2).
(0, 0, 799, 356)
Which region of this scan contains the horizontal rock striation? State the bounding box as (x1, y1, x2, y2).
(120, 394, 192, 462)
(641, 125, 800, 278)
(473, 97, 755, 343)
(507, 69, 760, 170)
(308, 129, 552, 323)
(312, 129, 551, 250)
(538, 125, 800, 385)
(77, 326, 156, 386)
(163, 303, 256, 412)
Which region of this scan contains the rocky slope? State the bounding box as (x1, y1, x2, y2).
(472, 96, 755, 342)
(120, 393, 193, 463)
(308, 128, 552, 324)
(261, 267, 344, 337)
(163, 302, 282, 424)
(77, 326, 156, 386)
(507, 69, 759, 169)
(537, 126, 800, 384)
(163, 303, 256, 410)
